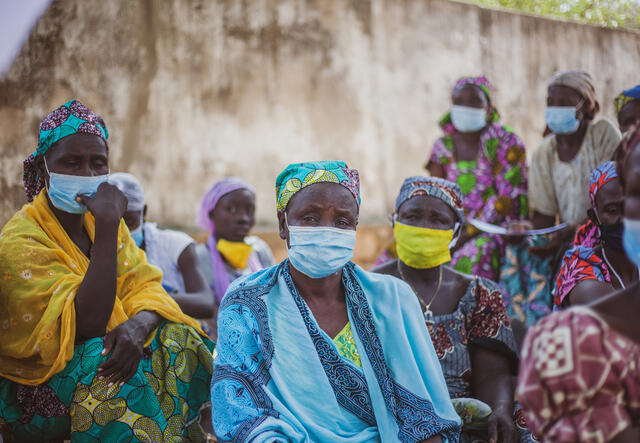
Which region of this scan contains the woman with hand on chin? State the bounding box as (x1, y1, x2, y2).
(0, 101, 214, 441)
(212, 161, 460, 443)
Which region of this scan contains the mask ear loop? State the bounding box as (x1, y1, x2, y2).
(43, 157, 52, 191)
(449, 222, 462, 249)
(390, 212, 398, 227)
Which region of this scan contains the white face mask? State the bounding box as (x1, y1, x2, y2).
(450, 105, 487, 133)
(285, 215, 356, 279)
(44, 158, 109, 214)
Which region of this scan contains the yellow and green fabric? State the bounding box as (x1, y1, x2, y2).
(0, 190, 214, 441)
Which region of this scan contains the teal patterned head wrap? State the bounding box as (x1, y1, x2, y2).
(23, 100, 109, 202)
(275, 161, 361, 211)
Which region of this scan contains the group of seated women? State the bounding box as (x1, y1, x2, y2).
(0, 73, 639, 442)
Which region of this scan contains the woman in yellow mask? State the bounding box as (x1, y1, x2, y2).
(195, 177, 275, 336)
(373, 176, 536, 443)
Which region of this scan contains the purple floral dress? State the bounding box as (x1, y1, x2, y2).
(428, 122, 529, 281)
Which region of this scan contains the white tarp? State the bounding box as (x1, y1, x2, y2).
(0, 0, 52, 77)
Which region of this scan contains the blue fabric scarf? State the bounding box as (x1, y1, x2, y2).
(211, 260, 461, 442)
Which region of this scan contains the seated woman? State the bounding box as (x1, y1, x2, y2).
(211, 161, 461, 442)
(517, 123, 640, 443)
(503, 71, 622, 326)
(110, 172, 215, 319)
(426, 75, 529, 282)
(195, 178, 275, 338)
(555, 162, 638, 307)
(372, 176, 535, 443)
(0, 101, 214, 441)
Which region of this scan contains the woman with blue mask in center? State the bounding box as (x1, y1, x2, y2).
(211, 161, 461, 442)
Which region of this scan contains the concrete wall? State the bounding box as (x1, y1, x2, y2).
(2, 0, 640, 234)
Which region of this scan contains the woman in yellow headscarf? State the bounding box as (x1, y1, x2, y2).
(0, 100, 214, 442)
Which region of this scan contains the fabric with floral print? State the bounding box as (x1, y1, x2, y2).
(555, 246, 611, 307)
(427, 277, 517, 397)
(500, 242, 555, 327)
(428, 122, 528, 281)
(333, 322, 362, 367)
(427, 277, 537, 442)
(0, 321, 214, 442)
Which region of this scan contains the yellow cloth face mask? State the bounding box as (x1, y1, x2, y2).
(394, 222, 453, 269)
(217, 238, 253, 269)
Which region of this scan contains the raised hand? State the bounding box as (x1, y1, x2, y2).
(76, 182, 127, 225)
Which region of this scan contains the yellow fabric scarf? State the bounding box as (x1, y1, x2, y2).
(0, 190, 204, 385)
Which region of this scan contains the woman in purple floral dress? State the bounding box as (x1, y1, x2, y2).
(427, 76, 529, 282)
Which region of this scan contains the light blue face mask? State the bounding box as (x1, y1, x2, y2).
(287, 221, 356, 279)
(130, 225, 144, 247)
(545, 104, 582, 135)
(623, 218, 640, 268)
(44, 158, 110, 214)
(450, 105, 487, 133)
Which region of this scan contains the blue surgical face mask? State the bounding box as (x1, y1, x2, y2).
(286, 218, 356, 279)
(545, 104, 582, 135)
(450, 105, 487, 133)
(130, 225, 144, 247)
(44, 158, 110, 214)
(623, 218, 640, 267)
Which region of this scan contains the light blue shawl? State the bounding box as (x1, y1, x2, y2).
(212, 261, 461, 442)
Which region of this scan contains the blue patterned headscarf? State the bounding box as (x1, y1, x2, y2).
(23, 100, 109, 202)
(395, 176, 464, 224)
(614, 84, 640, 115)
(275, 161, 360, 211)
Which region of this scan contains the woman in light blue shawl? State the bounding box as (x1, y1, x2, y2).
(211, 161, 461, 442)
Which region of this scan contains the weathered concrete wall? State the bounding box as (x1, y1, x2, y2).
(2, 0, 639, 232)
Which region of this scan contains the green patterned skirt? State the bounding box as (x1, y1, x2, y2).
(0, 321, 214, 442)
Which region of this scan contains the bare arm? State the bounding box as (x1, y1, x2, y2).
(172, 243, 216, 318)
(472, 347, 518, 443)
(75, 184, 127, 341)
(531, 210, 556, 229)
(589, 281, 640, 342)
(567, 279, 616, 307)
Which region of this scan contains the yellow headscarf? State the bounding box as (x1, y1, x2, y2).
(0, 190, 204, 385)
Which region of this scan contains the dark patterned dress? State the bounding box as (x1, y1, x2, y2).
(427, 277, 537, 442)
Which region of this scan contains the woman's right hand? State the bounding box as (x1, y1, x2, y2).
(77, 182, 127, 226)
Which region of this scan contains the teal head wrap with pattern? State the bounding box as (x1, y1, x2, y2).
(275, 161, 361, 211)
(23, 100, 109, 202)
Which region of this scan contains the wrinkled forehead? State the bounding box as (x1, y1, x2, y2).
(45, 133, 108, 159)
